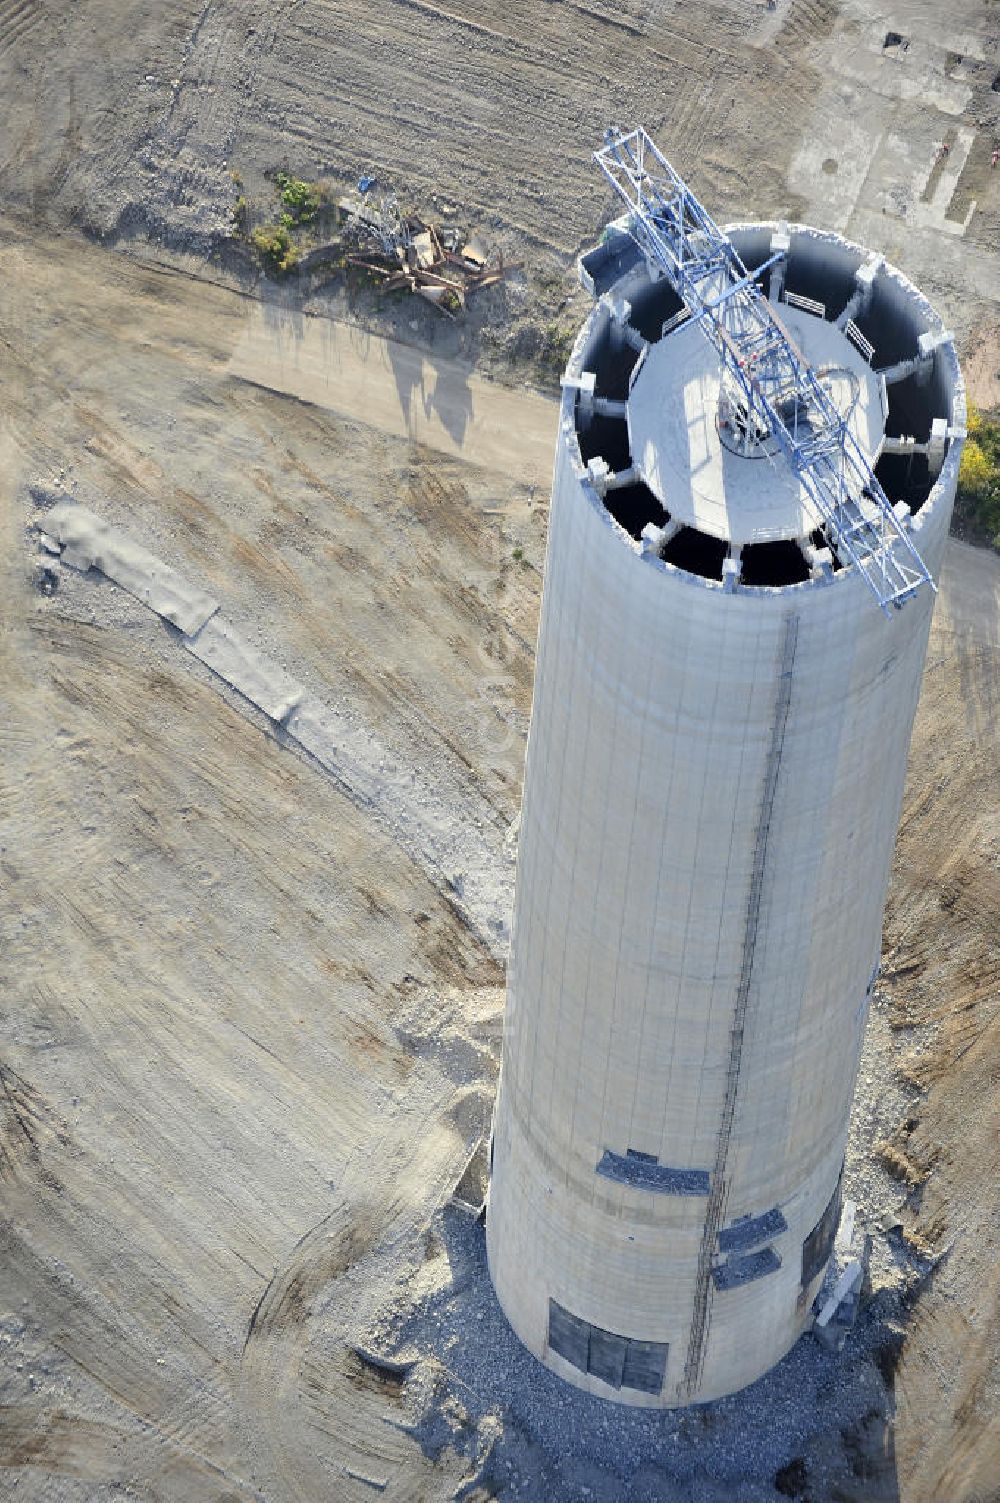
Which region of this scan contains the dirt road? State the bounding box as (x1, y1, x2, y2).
(229, 299, 556, 486)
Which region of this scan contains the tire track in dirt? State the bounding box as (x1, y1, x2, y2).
(236, 0, 819, 258)
(3, 443, 504, 1492)
(774, 0, 839, 53)
(0, 1186, 256, 1497)
(106, 0, 288, 246)
(238, 1104, 480, 1502)
(0, 1063, 69, 1187)
(0, 0, 42, 56)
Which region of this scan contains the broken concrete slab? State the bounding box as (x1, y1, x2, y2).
(184, 617, 303, 724)
(835, 1198, 858, 1253)
(814, 1260, 865, 1351)
(46, 502, 220, 635)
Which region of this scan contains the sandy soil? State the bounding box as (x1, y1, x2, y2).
(0, 225, 523, 1501)
(1, 215, 999, 1503)
(880, 541, 1000, 1502)
(228, 300, 556, 485)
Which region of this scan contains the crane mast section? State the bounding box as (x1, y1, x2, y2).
(594, 128, 935, 613)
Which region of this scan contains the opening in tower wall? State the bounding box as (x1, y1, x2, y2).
(741, 541, 811, 588)
(576, 413, 631, 474)
(660, 527, 727, 581)
(595, 342, 640, 401)
(604, 482, 666, 541)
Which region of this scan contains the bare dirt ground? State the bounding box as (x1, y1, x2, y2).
(2, 1, 1000, 1499)
(2, 0, 1000, 382)
(0, 225, 529, 1501)
(878, 542, 1000, 1502)
(2, 212, 999, 1503)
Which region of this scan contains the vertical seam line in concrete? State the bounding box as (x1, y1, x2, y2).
(681, 610, 800, 1399)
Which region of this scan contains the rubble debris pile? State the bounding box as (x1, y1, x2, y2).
(301, 175, 513, 316)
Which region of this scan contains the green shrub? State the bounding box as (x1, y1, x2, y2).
(275, 171, 321, 224)
(251, 222, 299, 276)
(960, 437, 993, 493)
(956, 403, 1000, 545)
(539, 323, 573, 373)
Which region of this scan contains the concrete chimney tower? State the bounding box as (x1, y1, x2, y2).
(486, 130, 964, 1407)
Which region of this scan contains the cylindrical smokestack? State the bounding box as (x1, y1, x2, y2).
(486, 220, 964, 1407)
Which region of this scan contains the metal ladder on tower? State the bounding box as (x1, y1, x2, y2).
(593, 127, 936, 615)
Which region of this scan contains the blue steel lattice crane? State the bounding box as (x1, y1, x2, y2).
(594, 127, 934, 614)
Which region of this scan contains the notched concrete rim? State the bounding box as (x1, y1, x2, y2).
(560, 220, 965, 604)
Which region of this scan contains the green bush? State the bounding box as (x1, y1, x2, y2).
(539, 323, 573, 373)
(956, 404, 1000, 545)
(275, 171, 321, 224)
(251, 222, 299, 276)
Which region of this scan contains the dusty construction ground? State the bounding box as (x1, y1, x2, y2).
(2, 224, 999, 1503)
(3, 0, 1000, 373)
(0, 226, 536, 1502)
(2, 0, 1000, 1498)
